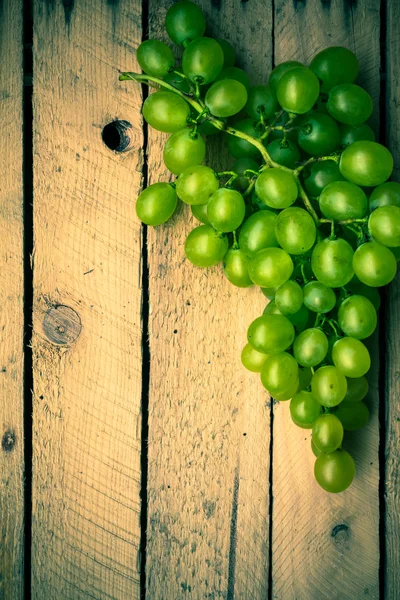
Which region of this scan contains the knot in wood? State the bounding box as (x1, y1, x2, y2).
(102, 120, 134, 153)
(331, 523, 350, 542)
(2, 430, 16, 453)
(43, 305, 82, 346)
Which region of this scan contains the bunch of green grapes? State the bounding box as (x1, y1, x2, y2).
(122, 0, 400, 494)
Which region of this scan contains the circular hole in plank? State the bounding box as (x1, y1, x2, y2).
(43, 305, 82, 346)
(102, 120, 134, 152)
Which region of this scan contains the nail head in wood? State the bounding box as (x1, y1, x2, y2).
(43, 305, 82, 346)
(2, 430, 16, 453)
(102, 119, 134, 153)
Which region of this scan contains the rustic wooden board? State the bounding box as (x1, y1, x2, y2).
(0, 1, 25, 598)
(384, 3, 400, 596)
(271, 2, 381, 599)
(31, 1, 143, 598)
(145, 1, 272, 597)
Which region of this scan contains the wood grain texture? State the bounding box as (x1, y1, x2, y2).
(385, 3, 400, 596)
(32, 1, 143, 597)
(0, 1, 25, 597)
(272, 2, 381, 599)
(145, 1, 272, 597)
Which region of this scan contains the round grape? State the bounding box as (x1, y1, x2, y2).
(275, 207, 317, 255)
(344, 376, 369, 403)
(303, 162, 345, 198)
(247, 314, 295, 354)
(223, 248, 253, 287)
(164, 129, 206, 174)
(191, 202, 210, 224)
(277, 67, 320, 114)
(266, 139, 301, 169)
(275, 280, 303, 314)
(311, 238, 354, 288)
(255, 169, 298, 209)
(369, 181, 400, 212)
(297, 112, 341, 156)
(327, 84, 373, 126)
(319, 181, 368, 221)
(294, 328, 329, 368)
(314, 449, 356, 493)
(260, 352, 299, 395)
(312, 414, 344, 453)
(310, 47, 359, 92)
(269, 61, 304, 91)
(248, 247, 294, 288)
(368, 205, 400, 247)
(165, 0, 206, 46)
(207, 188, 245, 232)
(205, 79, 248, 117)
(136, 182, 177, 226)
(332, 337, 371, 378)
(239, 210, 279, 257)
(339, 123, 375, 146)
(137, 40, 175, 77)
(142, 91, 190, 133)
(353, 241, 397, 287)
(311, 365, 347, 407)
(184, 224, 228, 267)
(338, 294, 377, 339)
(339, 141, 393, 187)
(182, 37, 224, 84)
(176, 165, 219, 205)
(290, 391, 322, 428)
(241, 343, 269, 373)
(303, 281, 336, 313)
(334, 401, 370, 431)
(246, 85, 279, 120)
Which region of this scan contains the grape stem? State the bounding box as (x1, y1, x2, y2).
(319, 217, 369, 225)
(120, 72, 342, 226)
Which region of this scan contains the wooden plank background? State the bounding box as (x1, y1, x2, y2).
(0, 1, 25, 598)
(0, 0, 398, 598)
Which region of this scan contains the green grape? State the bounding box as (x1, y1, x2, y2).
(232, 157, 260, 192)
(269, 60, 304, 91)
(339, 141, 394, 187)
(369, 181, 400, 212)
(303, 162, 345, 198)
(353, 241, 397, 287)
(327, 84, 373, 126)
(369, 206, 400, 247)
(287, 304, 312, 334)
(163, 71, 191, 93)
(205, 80, 248, 117)
(275, 280, 303, 314)
(311, 439, 322, 457)
(216, 38, 236, 68)
(246, 85, 279, 120)
(165, 0, 206, 46)
(275, 207, 317, 255)
(303, 281, 336, 313)
(311, 365, 347, 407)
(344, 376, 369, 402)
(238, 210, 279, 257)
(247, 314, 295, 354)
(319, 181, 368, 221)
(241, 343, 269, 373)
(164, 129, 206, 174)
(298, 367, 312, 391)
(182, 37, 224, 84)
(198, 120, 221, 136)
(332, 337, 371, 378)
(216, 67, 251, 91)
(334, 401, 370, 431)
(223, 248, 253, 287)
(137, 40, 175, 78)
(297, 112, 341, 156)
(248, 248, 294, 288)
(260, 287, 277, 300)
(255, 169, 298, 209)
(294, 328, 329, 368)
(184, 224, 228, 267)
(176, 165, 219, 205)
(263, 300, 283, 316)
(310, 47, 359, 92)
(260, 352, 299, 395)
(290, 391, 321, 429)
(207, 188, 245, 232)
(136, 182, 177, 226)
(314, 449, 356, 493)
(339, 123, 375, 146)
(191, 202, 209, 224)
(311, 238, 354, 288)
(346, 278, 381, 310)
(228, 118, 262, 160)
(276, 67, 320, 114)
(266, 139, 301, 169)
(273, 378, 300, 401)
(338, 294, 377, 339)
(312, 414, 344, 453)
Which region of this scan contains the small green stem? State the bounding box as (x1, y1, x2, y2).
(243, 169, 259, 177)
(314, 312, 322, 328)
(300, 263, 308, 285)
(295, 154, 340, 175)
(232, 230, 239, 249)
(217, 170, 237, 178)
(327, 319, 340, 337)
(172, 69, 186, 79)
(319, 217, 369, 226)
(224, 174, 239, 187)
(244, 178, 256, 197)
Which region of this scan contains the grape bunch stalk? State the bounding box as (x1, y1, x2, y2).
(121, 0, 400, 493)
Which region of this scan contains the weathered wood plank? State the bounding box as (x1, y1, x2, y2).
(31, 1, 143, 598)
(145, 1, 272, 597)
(271, 3, 381, 599)
(384, 3, 400, 596)
(0, 1, 25, 597)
